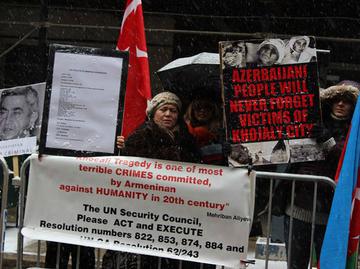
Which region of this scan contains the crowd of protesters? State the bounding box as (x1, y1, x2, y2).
(6, 47, 355, 269)
(97, 79, 359, 269)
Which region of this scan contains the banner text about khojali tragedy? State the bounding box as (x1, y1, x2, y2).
(22, 155, 255, 268)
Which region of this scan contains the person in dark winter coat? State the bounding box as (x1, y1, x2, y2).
(283, 83, 359, 269)
(102, 91, 203, 269)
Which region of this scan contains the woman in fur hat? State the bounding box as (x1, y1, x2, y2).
(103, 91, 201, 269)
(282, 83, 359, 269)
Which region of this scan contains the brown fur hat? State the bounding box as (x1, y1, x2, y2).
(320, 84, 359, 107)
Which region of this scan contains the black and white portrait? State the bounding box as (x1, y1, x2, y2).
(222, 41, 246, 68)
(0, 83, 45, 142)
(282, 36, 317, 64)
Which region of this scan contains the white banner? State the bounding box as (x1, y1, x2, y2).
(22, 154, 255, 267)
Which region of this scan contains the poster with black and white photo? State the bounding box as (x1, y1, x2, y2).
(39, 44, 128, 156)
(0, 83, 45, 157)
(219, 36, 324, 166)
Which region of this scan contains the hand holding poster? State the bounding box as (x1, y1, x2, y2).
(220, 37, 323, 166)
(22, 155, 255, 268)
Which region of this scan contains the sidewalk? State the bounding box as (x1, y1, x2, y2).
(4, 227, 47, 268)
(3, 228, 288, 269)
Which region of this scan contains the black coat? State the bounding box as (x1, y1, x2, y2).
(102, 121, 205, 269)
(122, 120, 200, 163)
(288, 116, 349, 216)
(280, 84, 358, 224)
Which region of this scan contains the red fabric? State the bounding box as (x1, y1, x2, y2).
(335, 126, 351, 183)
(186, 122, 224, 165)
(348, 170, 360, 261)
(186, 123, 216, 147)
(117, 0, 151, 138)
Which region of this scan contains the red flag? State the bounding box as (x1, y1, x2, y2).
(117, 0, 151, 138)
(347, 170, 360, 269)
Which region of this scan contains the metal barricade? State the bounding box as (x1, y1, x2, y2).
(16, 157, 206, 269)
(256, 171, 336, 269)
(0, 156, 10, 269)
(16, 156, 336, 269)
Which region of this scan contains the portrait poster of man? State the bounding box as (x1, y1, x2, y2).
(219, 36, 324, 166)
(39, 44, 128, 157)
(0, 83, 45, 157)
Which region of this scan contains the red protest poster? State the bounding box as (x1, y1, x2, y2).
(219, 36, 324, 166)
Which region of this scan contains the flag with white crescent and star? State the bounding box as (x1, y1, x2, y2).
(117, 0, 151, 138)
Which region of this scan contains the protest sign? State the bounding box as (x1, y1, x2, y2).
(0, 83, 45, 157)
(39, 44, 128, 156)
(220, 36, 323, 166)
(22, 154, 255, 268)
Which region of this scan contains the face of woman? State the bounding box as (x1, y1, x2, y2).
(258, 44, 279, 66)
(153, 104, 179, 130)
(331, 99, 353, 118)
(293, 39, 307, 53)
(193, 101, 214, 124)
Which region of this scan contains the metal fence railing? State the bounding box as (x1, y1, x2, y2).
(256, 171, 336, 269)
(0, 156, 10, 269)
(15, 157, 336, 269)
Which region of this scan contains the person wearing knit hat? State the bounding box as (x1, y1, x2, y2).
(281, 83, 359, 269)
(116, 91, 182, 148)
(146, 91, 181, 120)
(256, 38, 285, 66)
(104, 92, 200, 269)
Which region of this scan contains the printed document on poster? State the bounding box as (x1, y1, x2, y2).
(46, 52, 123, 153)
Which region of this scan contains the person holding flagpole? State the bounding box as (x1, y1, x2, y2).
(282, 82, 359, 269)
(320, 80, 360, 269)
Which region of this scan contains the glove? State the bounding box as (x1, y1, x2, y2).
(311, 123, 332, 143)
(311, 123, 336, 151)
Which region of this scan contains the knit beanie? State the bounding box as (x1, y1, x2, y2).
(146, 91, 182, 119)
